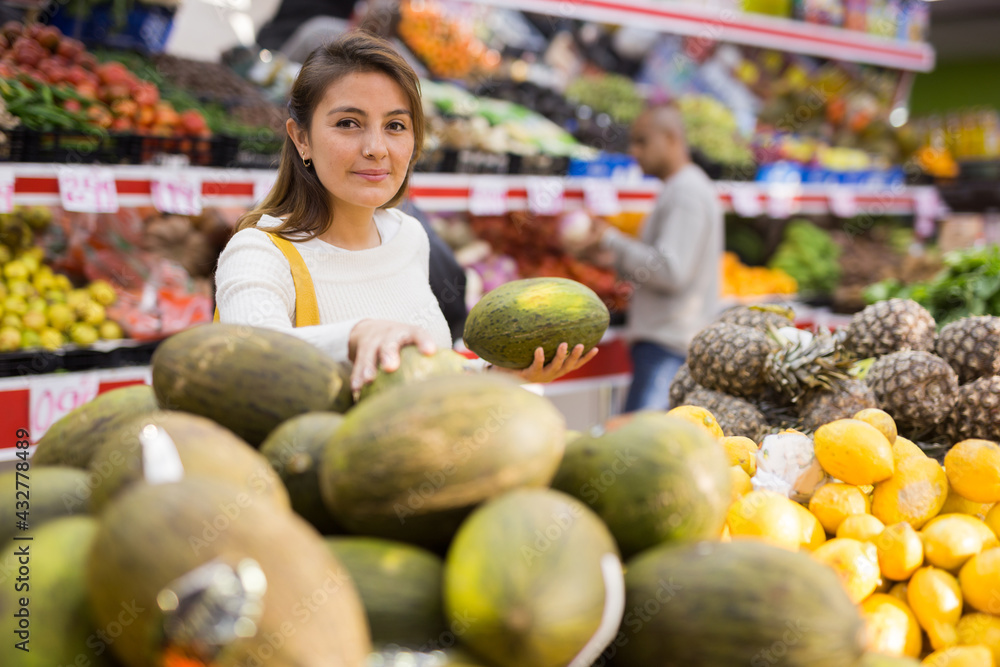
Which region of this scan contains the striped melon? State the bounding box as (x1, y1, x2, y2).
(463, 277, 609, 369)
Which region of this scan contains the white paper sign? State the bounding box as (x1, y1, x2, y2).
(731, 185, 763, 218)
(527, 177, 565, 216)
(253, 173, 278, 206)
(140, 424, 186, 485)
(828, 187, 858, 218)
(469, 177, 508, 216)
(152, 173, 203, 216)
(583, 179, 620, 216)
(0, 168, 14, 214)
(766, 184, 801, 219)
(29, 373, 100, 439)
(58, 167, 119, 213)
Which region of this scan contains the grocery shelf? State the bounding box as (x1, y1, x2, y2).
(2, 164, 941, 218)
(461, 0, 935, 72)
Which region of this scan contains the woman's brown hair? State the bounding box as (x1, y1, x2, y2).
(235, 30, 424, 238)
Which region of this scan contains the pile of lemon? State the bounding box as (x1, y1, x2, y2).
(666, 404, 1000, 667)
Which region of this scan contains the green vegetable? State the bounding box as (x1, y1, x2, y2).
(768, 219, 842, 295)
(566, 73, 645, 125)
(864, 244, 1000, 324)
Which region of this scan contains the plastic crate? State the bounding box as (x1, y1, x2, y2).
(214, 135, 284, 169)
(2, 128, 231, 166)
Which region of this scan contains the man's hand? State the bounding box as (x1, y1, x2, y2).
(348, 319, 436, 392)
(570, 218, 616, 267)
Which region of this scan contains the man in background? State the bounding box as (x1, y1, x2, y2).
(575, 104, 723, 412)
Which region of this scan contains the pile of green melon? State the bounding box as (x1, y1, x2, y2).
(8, 279, 879, 667)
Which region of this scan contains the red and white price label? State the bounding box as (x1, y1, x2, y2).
(0, 168, 13, 214)
(58, 167, 119, 213)
(29, 373, 100, 439)
(469, 178, 508, 216)
(152, 173, 203, 215)
(527, 177, 565, 216)
(766, 184, 801, 219)
(828, 187, 858, 218)
(583, 179, 620, 216)
(730, 185, 763, 218)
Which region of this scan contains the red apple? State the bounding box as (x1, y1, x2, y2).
(0, 21, 22, 42)
(56, 38, 83, 61)
(36, 26, 61, 51)
(179, 109, 208, 136)
(74, 51, 97, 71)
(109, 116, 133, 133)
(65, 64, 88, 86)
(133, 81, 159, 107)
(63, 98, 82, 113)
(0, 34, 11, 51)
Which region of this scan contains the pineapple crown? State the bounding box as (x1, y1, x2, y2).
(763, 325, 854, 403)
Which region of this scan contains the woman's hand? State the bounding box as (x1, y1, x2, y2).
(493, 343, 599, 384)
(348, 319, 436, 392)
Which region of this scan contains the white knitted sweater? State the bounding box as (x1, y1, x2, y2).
(214, 209, 453, 362)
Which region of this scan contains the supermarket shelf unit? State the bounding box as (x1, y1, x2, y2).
(4, 164, 942, 218)
(463, 0, 935, 72)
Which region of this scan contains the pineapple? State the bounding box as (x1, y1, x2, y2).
(687, 322, 775, 398)
(798, 379, 878, 432)
(717, 304, 795, 331)
(688, 322, 852, 401)
(668, 363, 698, 409)
(937, 376, 1000, 444)
(842, 298, 936, 359)
(935, 316, 1000, 384)
(682, 387, 769, 442)
(865, 351, 959, 438)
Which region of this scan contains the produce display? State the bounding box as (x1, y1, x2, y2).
(722, 250, 798, 298)
(20, 300, 999, 666)
(866, 245, 1000, 324)
(0, 206, 124, 352)
(768, 219, 843, 296)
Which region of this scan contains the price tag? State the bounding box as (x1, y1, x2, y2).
(766, 184, 801, 219)
(527, 177, 565, 216)
(469, 177, 508, 216)
(914, 187, 940, 238)
(152, 173, 203, 216)
(730, 185, 763, 218)
(253, 173, 278, 206)
(583, 179, 620, 216)
(827, 187, 858, 218)
(29, 373, 100, 439)
(58, 167, 119, 213)
(0, 168, 13, 214)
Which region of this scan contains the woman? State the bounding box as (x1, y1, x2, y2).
(216, 31, 597, 392)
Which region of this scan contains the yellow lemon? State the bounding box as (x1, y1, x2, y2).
(892, 436, 927, 463)
(872, 455, 949, 529)
(860, 593, 923, 658)
(729, 465, 753, 501)
(920, 646, 994, 667)
(720, 523, 731, 542)
(959, 547, 1000, 615)
(908, 566, 963, 651)
(809, 482, 870, 535)
(944, 440, 1000, 504)
(876, 522, 924, 581)
(957, 613, 1000, 664)
(814, 419, 895, 486)
(838, 514, 886, 542)
(854, 408, 898, 445)
(940, 488, 994, 521)
(921, 514, 999, 572)
(666, 405, 724, 439)
(888, 581, 909, 603)
(811, 537, 881, 604)
(792, 500, 826, 552)
(727, 490, 802, 551)
(987, 505, 1000, 540)
(722, 435, 758, 477)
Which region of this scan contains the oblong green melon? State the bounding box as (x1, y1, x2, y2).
(32, 384, 158, 469)
(320, 374, 566, 550)
(0, 466, 90, 547)
(607, 540, 865, 667)
(260, 412, 345, 534)
(550, 412, 731, 558)
(463, 277, 609, 369)
(443, 488, 620, 667)
(325, 536, 447, 649)
(359, 346, 468, 402)
(151, 323, 352, 446)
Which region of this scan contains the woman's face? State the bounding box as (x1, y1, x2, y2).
(294, 70, 415, 215)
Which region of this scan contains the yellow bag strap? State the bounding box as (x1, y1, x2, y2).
(213, 233, 320, 327)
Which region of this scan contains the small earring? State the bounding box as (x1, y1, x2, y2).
(302, 156, 312, 167)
